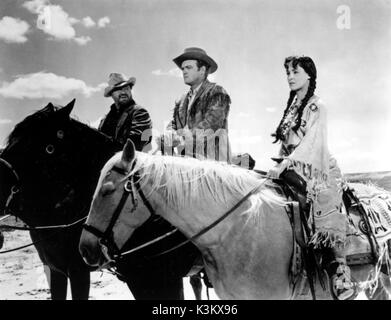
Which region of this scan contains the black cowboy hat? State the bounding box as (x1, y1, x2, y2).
(173, 47, 218, 74)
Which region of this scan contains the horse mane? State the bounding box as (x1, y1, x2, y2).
(101, 152, 288, 218)
(6, 105, 53, 147)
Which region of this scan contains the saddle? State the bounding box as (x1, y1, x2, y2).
(272, 169, 323, 298)
(275, 169, 310, 248)
(275, 171, 391, 298)
(275, 169, 391, 263)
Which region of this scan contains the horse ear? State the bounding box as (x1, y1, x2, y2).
(122, 139, 135, 163)
(63, 98, 76, 116)
(56, 99, 75, 118)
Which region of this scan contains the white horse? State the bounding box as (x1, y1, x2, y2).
(79, 140, 391, 299)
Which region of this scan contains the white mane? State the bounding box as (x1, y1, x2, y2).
(102, 152, 286, 215)
(96, 151, 288, 223)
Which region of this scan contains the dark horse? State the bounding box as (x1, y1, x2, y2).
(0, 99, 200, 300)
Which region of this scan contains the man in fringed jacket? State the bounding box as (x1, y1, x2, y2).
(162, 47, 232, 163)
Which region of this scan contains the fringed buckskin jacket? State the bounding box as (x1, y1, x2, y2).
(167, 80, 231, 162)
(278, 95, 347, 247)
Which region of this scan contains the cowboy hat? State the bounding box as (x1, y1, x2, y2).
(104, 73, 136, 97)
(173, 47, 218, 74)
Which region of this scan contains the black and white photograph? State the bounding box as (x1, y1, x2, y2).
(0, 0, 391, 303)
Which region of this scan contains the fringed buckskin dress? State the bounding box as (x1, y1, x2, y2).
(277, 95, 347, 249)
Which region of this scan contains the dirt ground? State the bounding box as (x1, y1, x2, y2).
(0, 222, 218, 300)
(1, 227, 370, 300)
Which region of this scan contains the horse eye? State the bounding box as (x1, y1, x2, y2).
(57, 130, 64, 139)
(46, 144, 55, 154)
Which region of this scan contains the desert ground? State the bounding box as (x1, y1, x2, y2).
(0, 217, 218, 300)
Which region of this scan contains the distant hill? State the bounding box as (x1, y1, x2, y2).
(344, 171, 391, 192)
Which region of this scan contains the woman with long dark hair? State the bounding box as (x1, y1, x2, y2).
(269, 56, 355, 300)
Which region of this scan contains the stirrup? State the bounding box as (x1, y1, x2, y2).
(329, 263, 357, 300)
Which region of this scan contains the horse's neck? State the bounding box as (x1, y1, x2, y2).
(143, 172, 236, 248)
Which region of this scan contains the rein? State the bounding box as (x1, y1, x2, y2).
(0, 216, 87, 231)
(0, 231, 60, 254)
(0, 215, 88, 254)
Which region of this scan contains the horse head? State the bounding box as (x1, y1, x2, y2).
(0, 99, 116, 226)
(80, 140, 153, 266)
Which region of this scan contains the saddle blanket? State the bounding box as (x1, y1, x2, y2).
(345, 182, 391, 264)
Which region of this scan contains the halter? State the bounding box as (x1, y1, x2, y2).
(82, 160, 157, 262)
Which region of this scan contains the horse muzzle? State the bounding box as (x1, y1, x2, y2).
(79, 230, 103, 267)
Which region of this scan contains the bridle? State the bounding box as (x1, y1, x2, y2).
(0, 156, 88, 229)
(0, 156, 88, 254)
(81, 159, 274, 265)
(0, 157, 21, 216)
(82, 161, 158, 262)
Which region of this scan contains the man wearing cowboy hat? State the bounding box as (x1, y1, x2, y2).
(162, 47, 231, 162)
(99, 73, 152, 151)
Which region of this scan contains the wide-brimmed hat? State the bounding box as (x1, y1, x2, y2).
(173, 47, 218, 74)
(104, 73, 136, 97)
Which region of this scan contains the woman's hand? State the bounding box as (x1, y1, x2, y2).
(268, 159, 289, 179)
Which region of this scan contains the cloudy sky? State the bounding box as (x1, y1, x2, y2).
(0, 0, 390, 173)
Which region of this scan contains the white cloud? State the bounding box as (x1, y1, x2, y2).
(82, 16, 96, 28)
(74, 36, 91, 46)
(22, 0, 46, 13)
(97, 16, 110, 28)
(0, 16, 30, 43)
(152, 68, 182, 78)
(68, 17, 79, 25)
(0, 72, 105, 99)
(22, 0, 102, 45)
(39, 5, 76, 39)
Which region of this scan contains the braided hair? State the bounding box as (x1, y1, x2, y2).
(272, 56, 317, 143)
